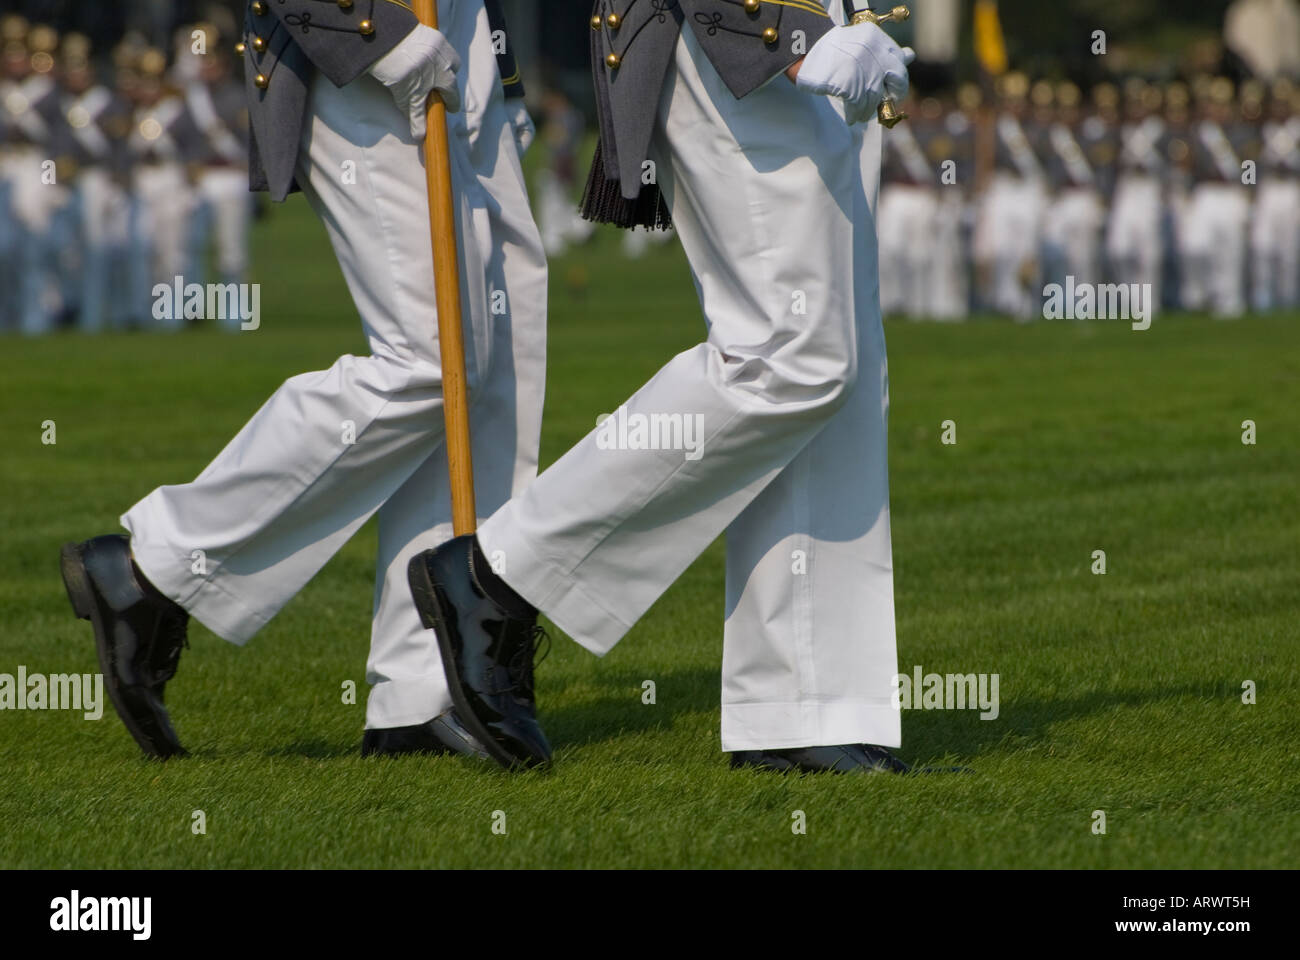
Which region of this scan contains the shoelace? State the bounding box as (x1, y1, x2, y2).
(487, 622, 550, 700)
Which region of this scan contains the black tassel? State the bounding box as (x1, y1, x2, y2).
(580, 140, 672, 231)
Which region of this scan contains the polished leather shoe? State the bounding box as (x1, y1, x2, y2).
(407, 536, 552, 770)
(730, 743, 912, 774)
(361, 708, 491, 760)
(60, 535, 189, 758)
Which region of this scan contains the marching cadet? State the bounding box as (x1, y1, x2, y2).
(1180, 78, 1254, 318)
(924, 83, 978, 321)
(1106, 79, 1167, 307)
(878, 93, 940, 318)
(122, 47, 203, 330)
(1, 21, 66, 334)
(974, 71, 1045, 320)
(1040, 81, 1104, 290)
(1161, 81, 1194, 310)
(535, 86, 594, 257)
(183, 22, 252, 322)
(405, 1, 920, 774)
(1250, 78, 1300, 311)
(54, 33, 134, 332)
(62, 0, 551, 762)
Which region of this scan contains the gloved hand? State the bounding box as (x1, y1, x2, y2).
(367, 23, 462, 139)
(794, 21, 915, 125)
(507, 98, 536, 157)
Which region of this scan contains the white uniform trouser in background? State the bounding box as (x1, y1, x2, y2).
(927, 192, 968, 321)
(190, 167, 254, 326)
(131, 164, 193, 330)
(1106, 172, 1163, 305)
(877, 183, 937, 318)
(974, 171, 1045, 320)
(1042, 187, 1103, 289)
(1179, 182, 1249, 317)
(478, 25, 900, 753)
(1250, 178, 1300, 311)
(123, 1, 546, 736)
(75, 167, 133, 332)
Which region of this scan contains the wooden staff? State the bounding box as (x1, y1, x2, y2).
(412, 0, 477, 534)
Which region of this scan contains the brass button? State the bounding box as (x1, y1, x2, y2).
(762, 27, 778, 44)
(358, 19, 375, 35)
(605, 52, 621, 69)
(234, 41, 246, 55)
(254, 73, 269, 90)
(339, 0, 354, 7)
(251, 1, 267, 15)
(590, 14, 602, 29)
(252, 36, 266, 52)
(744, 0, 761, 12)
(606, 13, 622, 29)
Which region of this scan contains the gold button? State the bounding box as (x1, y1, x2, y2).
(762, 27, 778, 44)
(606, 13, 622, 29)
(254, 73, 269, 90)
(605, 52, 621, 69)
(744, 0, 761, 12)
(234, 41, 246, 55)
(590, 14, 602, 30)
(252, 36, 265, 52)
(251, 1, 267, 15)
(358, 19, 375, 35)
(339, 0, 354, 7)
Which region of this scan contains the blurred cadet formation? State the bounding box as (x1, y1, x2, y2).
(0, 0, 1297, 332)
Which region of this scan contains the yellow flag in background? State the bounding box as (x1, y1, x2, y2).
(974, 0, 1009, 76)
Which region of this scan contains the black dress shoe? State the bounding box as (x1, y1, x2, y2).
(407, 535, 552, 770)
(361, 709, 491, 760)
(60, 535, 189, 759)
(730, 743, 912, 774)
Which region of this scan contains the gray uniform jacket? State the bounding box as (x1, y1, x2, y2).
(240, 0, 419, 201)
(581, 0, 835, 229)
(240, 0, 524, 201)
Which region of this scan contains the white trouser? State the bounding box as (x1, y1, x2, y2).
(927, 192, 968, 321)
(478, 25, 900, 753)
(192, 167, 253, 316)
(1250, 178, 1300, 310)
(974, 172, 1044, 319)
(76, 168, 133, 332)
(1179, 182, 1249, 317)
(132, 164, 193, 329)
(123, 1, 546, 736)
(1043, 187, 1103, 288)
(877, 184, 938, 317)
(1106, 173, 1163, 302)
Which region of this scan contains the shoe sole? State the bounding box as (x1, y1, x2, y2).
(407, 554, 543, 771)
(60, 542, 185, 760)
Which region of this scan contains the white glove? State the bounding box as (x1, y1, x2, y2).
(794, 22, 915, 125)
(367, 23, 462, 140)
(507, 99, 536, 157)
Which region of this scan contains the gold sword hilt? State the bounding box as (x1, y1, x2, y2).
(850, 4, 910, 128)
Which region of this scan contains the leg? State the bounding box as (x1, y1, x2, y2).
(122, 70, 490, 645)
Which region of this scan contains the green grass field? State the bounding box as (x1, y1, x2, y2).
(1, 196, 1296, 869)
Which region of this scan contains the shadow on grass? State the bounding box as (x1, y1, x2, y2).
(543, 664, 718, 748)
(901, 682, 1230, 762)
